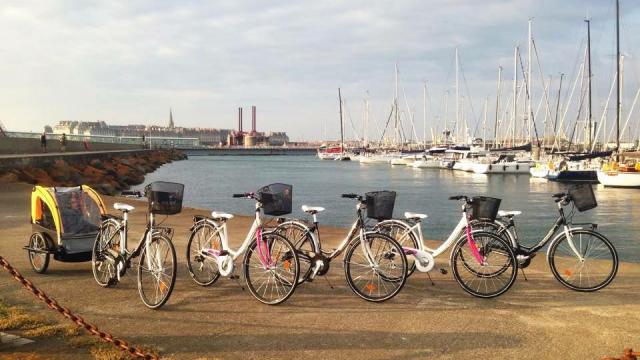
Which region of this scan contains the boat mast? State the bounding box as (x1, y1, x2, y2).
(364, 91, 370, 148)
(394, 63, 400, 148)
(528, 19, 533, 145)
(616, 0, 621, 153)
(494, 66, 502, 149)
(554, 73, 564, 134)
(483, 97, 488, 149)
(423, 81, 427, 147)
(339, 88, 344, 156)
(455, 48, 460, 143)
(513, 46, 518, 147)
(586, 18, 593, 151)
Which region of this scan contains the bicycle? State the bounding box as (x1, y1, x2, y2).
(185, 183, 300, 305)
(275, 191, 408, 302)
(92, 181, 182, 309)
(374, 195, 518, 298)
(477, 184, 618, 292)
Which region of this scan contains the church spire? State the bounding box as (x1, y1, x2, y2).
(169, 108, 175, 129)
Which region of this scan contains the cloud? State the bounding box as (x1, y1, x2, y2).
(0, 0, 638, 141)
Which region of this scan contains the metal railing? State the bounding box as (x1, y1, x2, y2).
(4, 131, 199, 149)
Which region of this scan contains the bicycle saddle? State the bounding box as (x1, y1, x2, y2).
(211, 212, 234, 220)
(301, 205, 325, 214)
(113, 203, 135, 212)
(497, 210, 521, 217)
(404, 212, 427, 220)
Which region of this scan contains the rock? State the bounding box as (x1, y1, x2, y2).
(0, 172, 19, 183)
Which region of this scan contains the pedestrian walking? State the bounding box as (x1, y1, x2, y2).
(40, 132, 47, 153)
(60, 133, 67, 152)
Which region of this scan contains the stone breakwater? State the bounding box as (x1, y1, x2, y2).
(0, 150, 187, 195)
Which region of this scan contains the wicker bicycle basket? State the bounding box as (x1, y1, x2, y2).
(365, 191, 396, 220)
(257, 183, 293, 216)
(568, 184, 597, 212)
(470, 196, 502, 222)
(145, 181, 184, 215)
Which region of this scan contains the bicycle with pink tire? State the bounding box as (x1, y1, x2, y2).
(375, 195, 518, 298)
(185, 183, 300, 305)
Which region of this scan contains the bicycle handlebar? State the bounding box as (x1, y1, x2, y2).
(232, 192, 254, 198)
(341, 193, 358, 199)
(121, 190, 143, 198)
(449, 195, 469, 202)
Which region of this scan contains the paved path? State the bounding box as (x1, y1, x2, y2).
(0, 149, 150, 160)
(0, 182, 638, 359)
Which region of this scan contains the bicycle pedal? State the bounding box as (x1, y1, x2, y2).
(229, 274, 240, 280)
(439, 268, 448, 275)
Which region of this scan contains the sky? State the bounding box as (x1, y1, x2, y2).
(0, 0, 638, 142)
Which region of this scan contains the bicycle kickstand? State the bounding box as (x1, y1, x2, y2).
(520, 268, 528, 281)
(229, 273, 245, 291)
(426, 272, 435, 286)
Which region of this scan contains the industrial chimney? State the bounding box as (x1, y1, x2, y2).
(251, 106, 256, 133)
(238, 107, 243, 132)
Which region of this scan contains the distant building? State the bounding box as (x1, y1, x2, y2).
(46, 107, 288, 148)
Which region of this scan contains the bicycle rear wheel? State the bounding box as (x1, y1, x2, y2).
(92, 219, 121, 287)
(344, 233, 407, 302)
(450, 231, 517, 298)
(243, 232, 299, 305)
(137, 233, 177, 309)
(548, 229, 618, 292)
(374, 220, 419, 277)
(275, 221, 318, 284)
(186, 222, 222, 286)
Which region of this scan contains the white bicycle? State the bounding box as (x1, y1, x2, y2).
(374, 195, 518, 298)
(185, 183, 300, 305)
(275, 191, 408, 302)
(92, 182, 182, 309)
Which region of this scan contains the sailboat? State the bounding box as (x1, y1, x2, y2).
(597, 0, 640, 187)
(335, 88, 351, 161)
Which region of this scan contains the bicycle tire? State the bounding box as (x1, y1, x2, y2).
(92, 219, 121, 287)
(243, 232, 300, 305)
(274, 221, 319, 284)
(137, 233, 177, 309)
(344, 232, 408, 302)
(450, 231, 517, 298)
(374, 220, 419, 277)
(186, 222, 223, 286)
(548, 229, 618, 292)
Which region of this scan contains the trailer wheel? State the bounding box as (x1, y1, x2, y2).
(28, 233, 50, 274)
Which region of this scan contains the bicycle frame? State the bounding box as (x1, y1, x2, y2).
(194, 201, 267, 269)
(284, 200, 384, 269)
(390, 206, 484, 264)
(492, 201, 592, 262)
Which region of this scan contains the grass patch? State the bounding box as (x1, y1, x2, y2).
(0, 299, 160, 359)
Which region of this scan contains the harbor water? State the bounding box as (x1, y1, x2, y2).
(135, 155, 640, 262)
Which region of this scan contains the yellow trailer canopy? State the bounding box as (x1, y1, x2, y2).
(31, 185, 106, 244)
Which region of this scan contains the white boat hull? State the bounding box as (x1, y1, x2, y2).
(597, 170, 640, 187)
(412, 159, 441, 168)
(473, 162, 532, 174)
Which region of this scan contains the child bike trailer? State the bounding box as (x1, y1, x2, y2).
(25, 185, 106, 273)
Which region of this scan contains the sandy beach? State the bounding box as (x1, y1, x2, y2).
(0, 181, 638, 359)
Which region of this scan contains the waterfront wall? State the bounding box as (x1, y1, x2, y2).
(184, 147, 315, 156)
(0, 149, 187, 195)
(0, 136, 143, 154)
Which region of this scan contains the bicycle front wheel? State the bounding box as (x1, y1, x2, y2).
(548, 229, 618, 292)
(137, 233, 177, 309)
(450, 231, 517, 298)
(344, 233, 407, 302)
(243, 232, 299, 305)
